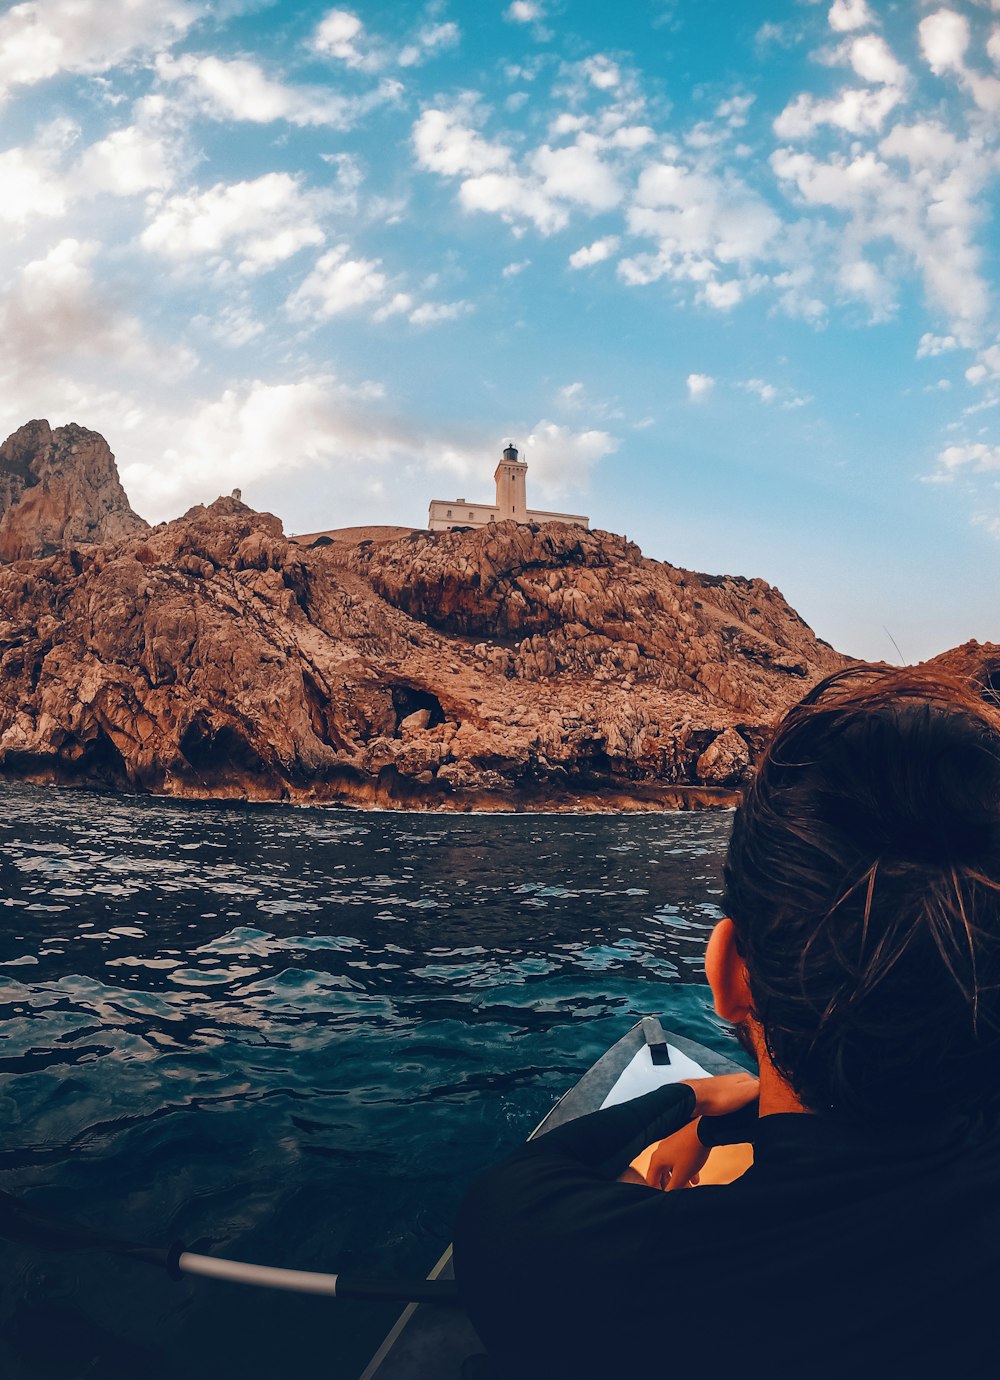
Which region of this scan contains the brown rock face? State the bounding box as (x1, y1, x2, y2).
(921, 641, 1000, 703)
(0, 420, 148, 561)
(0, 465, 851, 807)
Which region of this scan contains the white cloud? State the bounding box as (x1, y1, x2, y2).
(505, 2, 543, 23)
(775, 28, 909, 136)
(966, 343, 1000, 382)
(715, 94, 754, 127)
(531, 139, 622, 210)
(829, 0, 875, 33)
(632, 162, 781, 263)
(774, 84, 903, 138)
(608, 124, 655, 149)
(838, 257, 895, 319)
(0, 144, 69, 227)
(742, 378, 778, 403)
(937, 442, 1000, 472)
(408, 300, 472, 325)
(581, 56, 621, 91)
(158, 53, 401, 128)
(920, 9, 969, 74)
(0, 238, 194, 410)
(286, 250, 467, 329)
(848, 35, 909, 86)
(287, 245, 387, 319)
(372, 292, 413, 322)
(919, 8, 1000, 110)
(568, 235, 620, 269)
(311, 9, 378, 70)
(413, 107, 511, 178)
(756, 21, 792, 50)
(78, 120, 177, 195)
(414, 99, 648, 237)
(117, 374, 413, 519)
(0, 0, 198, 96)
(502, 259, 530, 277)
(461, 173, 566, 233)
(740, 377, 812, 407)
(918, 332, 959, 357)
(687, 373, 715, 402)
(520, 421, 619, 495)
(193, 301, 264, 349)
(141, 173, 326, 274)
(551, 381, 623, 421)
(702, 279, 744, 310)
(415, 107, 626, 229)
(551, 113, 587, 138)
(771, 137, 992, 343)
(399, 22, 460, 67)
(621, 159, 781, 300)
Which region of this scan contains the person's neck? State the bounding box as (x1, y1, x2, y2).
(755, 1044, 810, 1117)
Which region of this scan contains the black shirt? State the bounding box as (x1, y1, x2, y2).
(454, 1084, 1000, 1379)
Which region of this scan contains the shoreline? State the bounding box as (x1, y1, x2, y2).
(0, 769, 742, 814)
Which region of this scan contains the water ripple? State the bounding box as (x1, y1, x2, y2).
(0, 782, 743, 1380)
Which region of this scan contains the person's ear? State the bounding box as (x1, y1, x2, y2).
(705, 918, 752, 1023)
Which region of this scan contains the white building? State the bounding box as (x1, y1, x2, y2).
(427, 443, 590, 533)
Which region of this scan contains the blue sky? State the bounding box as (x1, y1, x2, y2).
(1, 0, 999, 660)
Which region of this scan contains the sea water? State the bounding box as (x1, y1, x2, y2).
(0, 783, 741, 1379)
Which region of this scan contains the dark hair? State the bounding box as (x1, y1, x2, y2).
(725, 664, 1000, 1123)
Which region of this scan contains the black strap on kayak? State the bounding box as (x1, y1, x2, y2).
(641, 1015, 672, 1065)
(0, 1188, 458, 1305)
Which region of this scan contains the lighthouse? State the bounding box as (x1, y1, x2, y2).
(426, 443, 590, 532)
(494, 441, 528, 521)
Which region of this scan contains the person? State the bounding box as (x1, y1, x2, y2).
(454, 665, 1000, 1378)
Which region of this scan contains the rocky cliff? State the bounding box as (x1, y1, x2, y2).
(0, 422, 853, 808)
(0, 420, 148, 561)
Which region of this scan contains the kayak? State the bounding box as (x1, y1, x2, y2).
(359, 1016, 751, 1380)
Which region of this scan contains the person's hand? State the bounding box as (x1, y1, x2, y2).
(644, 1120, 709, 1192)
(681, 1072, 758, 1118)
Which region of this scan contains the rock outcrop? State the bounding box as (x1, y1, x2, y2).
(922, 641, 1000, 701)
(0, 420, 148, 561)
(0, 424, 854, 808)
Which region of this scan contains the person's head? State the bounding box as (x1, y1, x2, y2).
(707, 664, 1000, 1123)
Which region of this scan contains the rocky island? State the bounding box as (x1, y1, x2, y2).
(0, 418, 987, 811)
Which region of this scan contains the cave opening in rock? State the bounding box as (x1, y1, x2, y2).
(390, 685, 445, 733)
(179, 714, 267, 779)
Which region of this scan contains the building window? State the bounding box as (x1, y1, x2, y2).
(446, 509, 452, 517)
(468, 512, 474, 519)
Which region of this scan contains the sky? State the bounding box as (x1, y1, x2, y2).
(1, 0, 1000, 661)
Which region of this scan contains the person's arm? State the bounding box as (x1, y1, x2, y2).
(474, 1072, 758, 1185)
(531, 1082, 697, 1178)
(455, 1072, 758, 1364)
(697, 1097, 760, 1147)
(645, 1096, 760, 1191)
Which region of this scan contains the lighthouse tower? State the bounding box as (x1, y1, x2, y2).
(494, 441, 528, 521)
(425, 441, 589, 531)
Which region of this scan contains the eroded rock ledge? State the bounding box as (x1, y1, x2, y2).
(0, 421, 858, 808)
